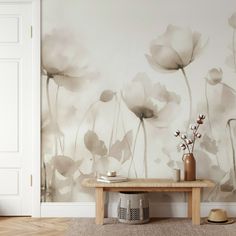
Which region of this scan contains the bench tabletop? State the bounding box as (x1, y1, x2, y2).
(82, 178, 215, 188)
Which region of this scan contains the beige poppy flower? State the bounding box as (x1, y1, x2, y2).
(122, 73, 180, 126)
(42, 29, 96, 91)
(146, 25, 204, 72)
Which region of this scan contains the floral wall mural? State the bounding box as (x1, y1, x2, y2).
(42, 0, 236, 202)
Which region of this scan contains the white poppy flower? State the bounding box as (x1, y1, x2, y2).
(146, 25, 204, 72)
(42, 29, 96, 91)
(122, 73, 180, 127)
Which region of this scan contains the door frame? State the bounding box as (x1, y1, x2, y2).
(31, 0, 41, 217)
(0, 0, 41, 216)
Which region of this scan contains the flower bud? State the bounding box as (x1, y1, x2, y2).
(206, 68, 223, 86)
(181, 134, 187, 139)
(100, 90, 115, 102)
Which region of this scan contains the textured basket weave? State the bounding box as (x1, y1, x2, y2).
(117, 192, 149, 224)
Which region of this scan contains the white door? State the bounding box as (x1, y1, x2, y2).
(0, 3, 32, 215)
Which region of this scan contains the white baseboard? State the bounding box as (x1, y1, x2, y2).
(41, 202, 236, 217)
(41, 202, 95, 217)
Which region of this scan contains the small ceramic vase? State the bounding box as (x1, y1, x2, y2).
(173, 169, 181, 182)
(182, 153, 196, 181)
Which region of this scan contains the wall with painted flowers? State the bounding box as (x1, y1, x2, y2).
(42, 0, 236, 202)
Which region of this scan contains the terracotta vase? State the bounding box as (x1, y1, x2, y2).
(182, 153, 196, 181)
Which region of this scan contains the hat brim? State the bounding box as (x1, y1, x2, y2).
(204, 218, 234, 225)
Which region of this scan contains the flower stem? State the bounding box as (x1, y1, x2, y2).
(114, 94, 121, 139)
(92, 117, 97, 176)
(204, 80, 213, 134)
(41, 160, 47, 202)
(227, 119, 236, 174)
(109, 96, 118, 150)
(46, 77, 53, 121)
(233, 29, 236, 72)
(55, 85, 60, 120)
(128, 120, 142, 178)
(73, 101, 98, 158)
(141, 121, 148, 178)
(191, 124, 199, 153)
(181, 136, 191, 153)
(204, 80, 220, 166)
(119, 91, 137, 176)
(118, 95, 137, 175)
(46, 76, 58, 155)
(55, 85, 64, 155)
(180, 68, 192, 127)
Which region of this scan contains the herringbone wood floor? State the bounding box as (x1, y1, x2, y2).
(0, 217, 72, 236)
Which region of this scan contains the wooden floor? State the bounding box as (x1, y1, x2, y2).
(0, 217, 71, 236)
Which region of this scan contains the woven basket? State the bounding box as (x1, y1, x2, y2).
(117, 192, 149, 224)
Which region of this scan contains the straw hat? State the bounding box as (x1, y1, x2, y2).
(205, 209, 234, 225)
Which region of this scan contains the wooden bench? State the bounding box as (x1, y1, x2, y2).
(82, 178, 215, 225)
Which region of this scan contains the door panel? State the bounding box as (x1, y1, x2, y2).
(0, 16, 19, 43)
(0, 60, 19, 151)
(0, 3, 32, 215)
(0, 170, 19, 195)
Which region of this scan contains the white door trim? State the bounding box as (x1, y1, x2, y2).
(31, 0, 41, 217)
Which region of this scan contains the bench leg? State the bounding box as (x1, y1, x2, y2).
(187, 191, 192, 218)
(95, 187, 104, 225)
(192, 187, 201, 225)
